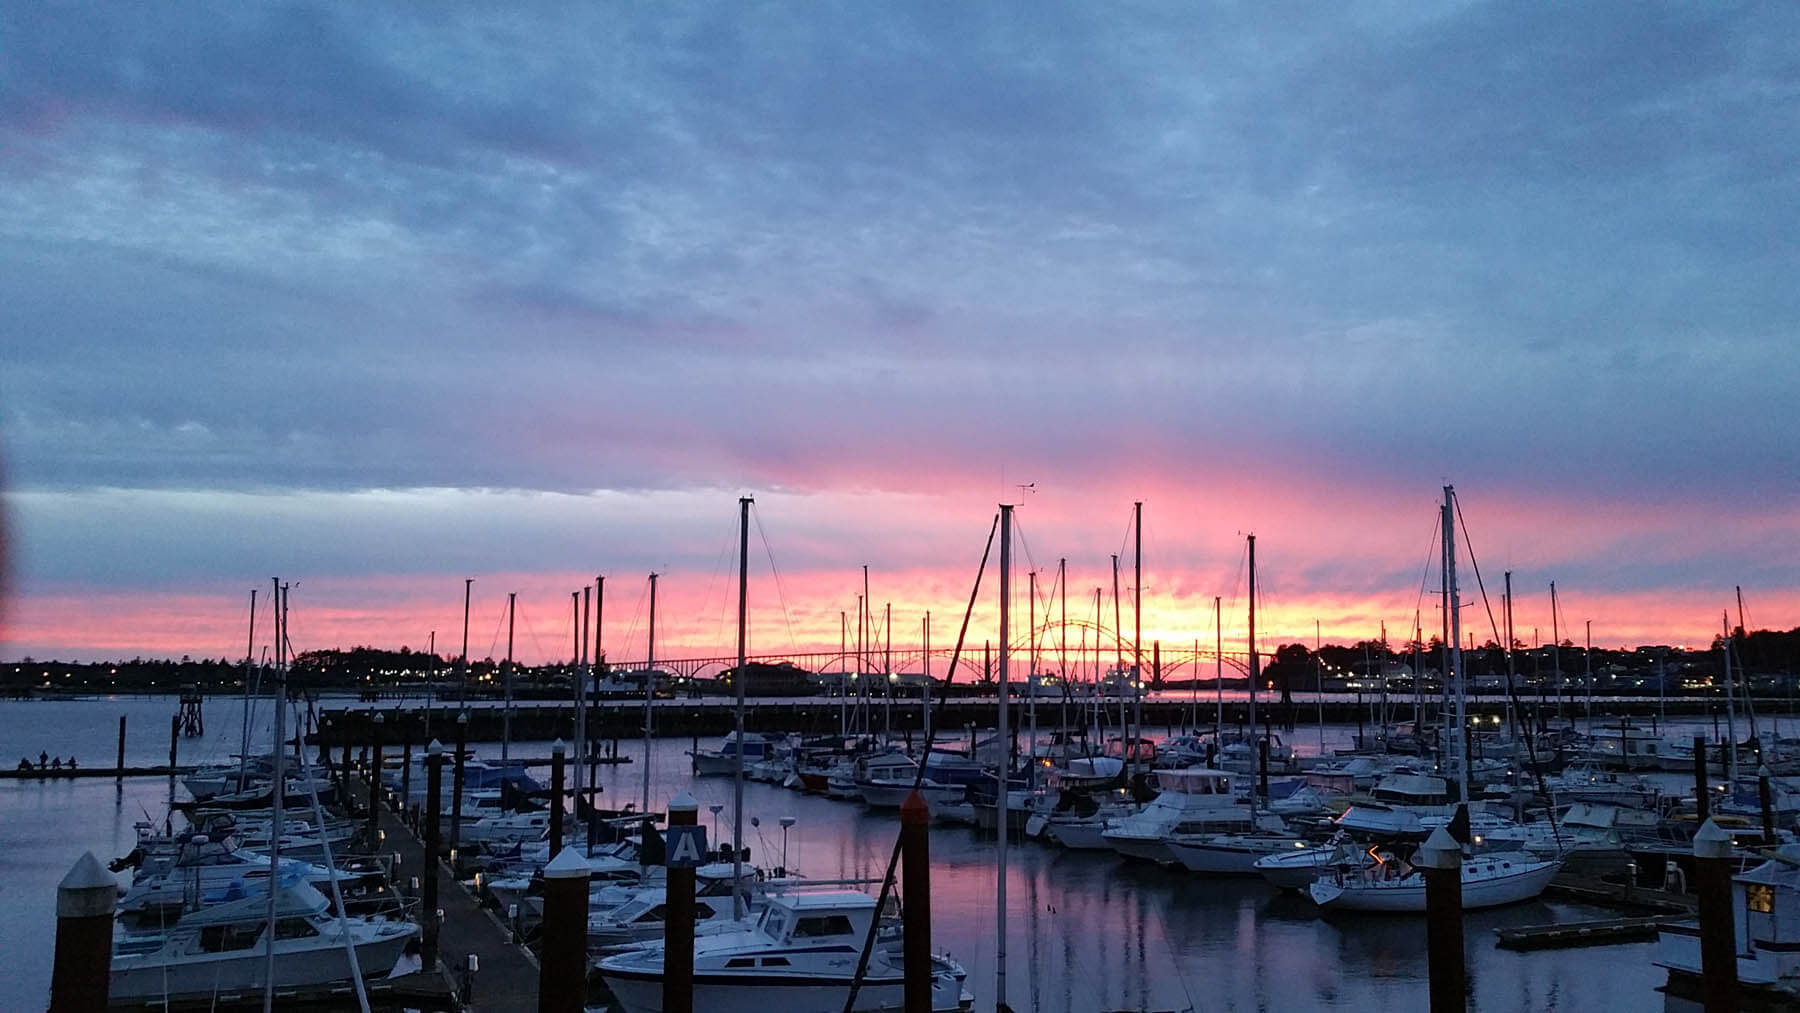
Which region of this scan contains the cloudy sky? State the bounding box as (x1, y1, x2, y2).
(2, 3, 1795, 666)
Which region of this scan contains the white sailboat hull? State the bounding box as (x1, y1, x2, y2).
(111, 926, 416, 1001)
(1307, 856, 1559, 912)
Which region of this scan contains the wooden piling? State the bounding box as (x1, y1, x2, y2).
(115, 716, 126, 785)
(549, 740, 566, 859)
(537, 846, 591, 1013)
(1693, 818, 1738, 1013)
(662, 793, 699, 1013)
(1418, 826, 1465, 1012)
(902, 789, 933, 1013)
(423, 739, 445, 971)
(1759, 764, 1775, 843)
(50, 852, 116, 1012)
(1693, 735, 1709, 822)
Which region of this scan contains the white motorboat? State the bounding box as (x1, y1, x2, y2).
(111, 878, 417, 1001)
(1256, 839, 1362, 891)
(595, 889, 973, 1013)
(854, 751, 965, 810)
(1168, 830, 1310, 875)
(119, 833, 336, 919)
(692, 732, 777, 777)
(1307, 849, 1561, 912)
(1543, 761, 1661, 809)
(1102, 768, 1259, 865)
(462, 808, 559, 848)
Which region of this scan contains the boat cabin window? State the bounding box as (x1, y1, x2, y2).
(792, 914, 855, 938)
(1748, 883, 1776, 915)
(762, 911, 788, 939)
(273, 918, 319, 939)
(199, 924, 263, 952)
(761, 956, 791, 966)
(726, 957, 757, 968)
(692, 902, 717, 920)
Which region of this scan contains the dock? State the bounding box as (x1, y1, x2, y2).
(1494, 915, 1670, 951)
(0, 765, 197, 780)
(363, 776, 547, 1013)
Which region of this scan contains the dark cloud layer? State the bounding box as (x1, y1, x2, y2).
(1, 3, 1796, 620)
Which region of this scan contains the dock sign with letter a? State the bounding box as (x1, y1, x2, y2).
(665, 825, 709, 868)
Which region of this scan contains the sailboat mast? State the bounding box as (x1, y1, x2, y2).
(1444, 485, 1468, 804)
(923, 612, 932, 748)
(1551, 582, 1562, 720)
(643, 573, 657, 815)
(1133, 501, 1143, 769)
(1248, 534, 1259, 736)
(839, 612, 848, 736)
(1029, 570, 1038, 775)
(239, 588, 257, 790)
(262, 577, 285, 1013)
(1059, 558, 1068, 740)
(1215, 596, 1223, 734)
(1112, 555, 1125, 753)
(460, 578, 472, 708)
(503, 592, 515, 763)
(1723, 611, 1739, 784)
(996, 503, 1013, 1009)
(733, 496, 751, 917)
(572, 591, 585, 800)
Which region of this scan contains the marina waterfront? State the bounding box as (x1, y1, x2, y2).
(0, 692, 1715, 1011)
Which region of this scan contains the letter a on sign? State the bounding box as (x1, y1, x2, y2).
(666, 825, 708, 868)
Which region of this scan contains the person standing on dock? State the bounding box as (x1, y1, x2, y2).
(67, 756, 76, 770)
(39, 750, 48, 770)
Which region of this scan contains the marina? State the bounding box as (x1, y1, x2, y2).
(14, 688, 1792, 1011)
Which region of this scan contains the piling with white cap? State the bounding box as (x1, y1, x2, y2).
(1416, 826, 1464, 1012)
(537, 845, 592, 1012)
(50, 852, 117, 1012)
(1693, 818, 1737, 1012)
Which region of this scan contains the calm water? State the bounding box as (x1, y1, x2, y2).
(0, 694, 1711, 1011)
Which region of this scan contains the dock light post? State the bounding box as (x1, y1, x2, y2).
(709, 803, 725, 846)
(450, 711, 469, 867)
(423, 739, 444, 971)
(1693, 818, 1738, 1013)
(50, 852, 116, 1013)
(368, 712, 384, 843)
(663, 793, 699, 1013)
(1418, 826, 1465, 1012)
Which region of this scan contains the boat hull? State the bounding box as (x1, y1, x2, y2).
(111, 928, 416, 1001)
(600, 966, 971, 1013)
(1308, 858, 1559, 912)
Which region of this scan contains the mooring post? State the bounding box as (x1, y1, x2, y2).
(1759, 764, 1775, 843)
(1418, 826, 1465, 1013)
(423, 739, 444, 971)
(341, 726, 353, 795)
(1694, 735, 1710, 823)
(115, 716, 126, 784)
(538, 846, 591, 1013)
(1693, 818, 1738, 1013)
(50, 852, 116, 1012)
(902, 789, 933, 1013)
(451, 711, 469, 868)
(662, 792, 699, 1013)
(401, 732, 413, 809)
(1258, 738, 1270, 799)
(549, 740, 566, 859)
(368, 712, 385, 844)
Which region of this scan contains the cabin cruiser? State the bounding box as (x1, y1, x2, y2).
(1167, 828, 1311, 875)
(854, 750, 966, 810)
(111, 878, 417, 1001)
(1657, 842, 1800, 998)
(1102, 768, 1270, 865)
(692, 732, 778, 777)
(595, 889, 973, 1013)
(1543, 761, 1661, 809)
(118, 832, 338, 920)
